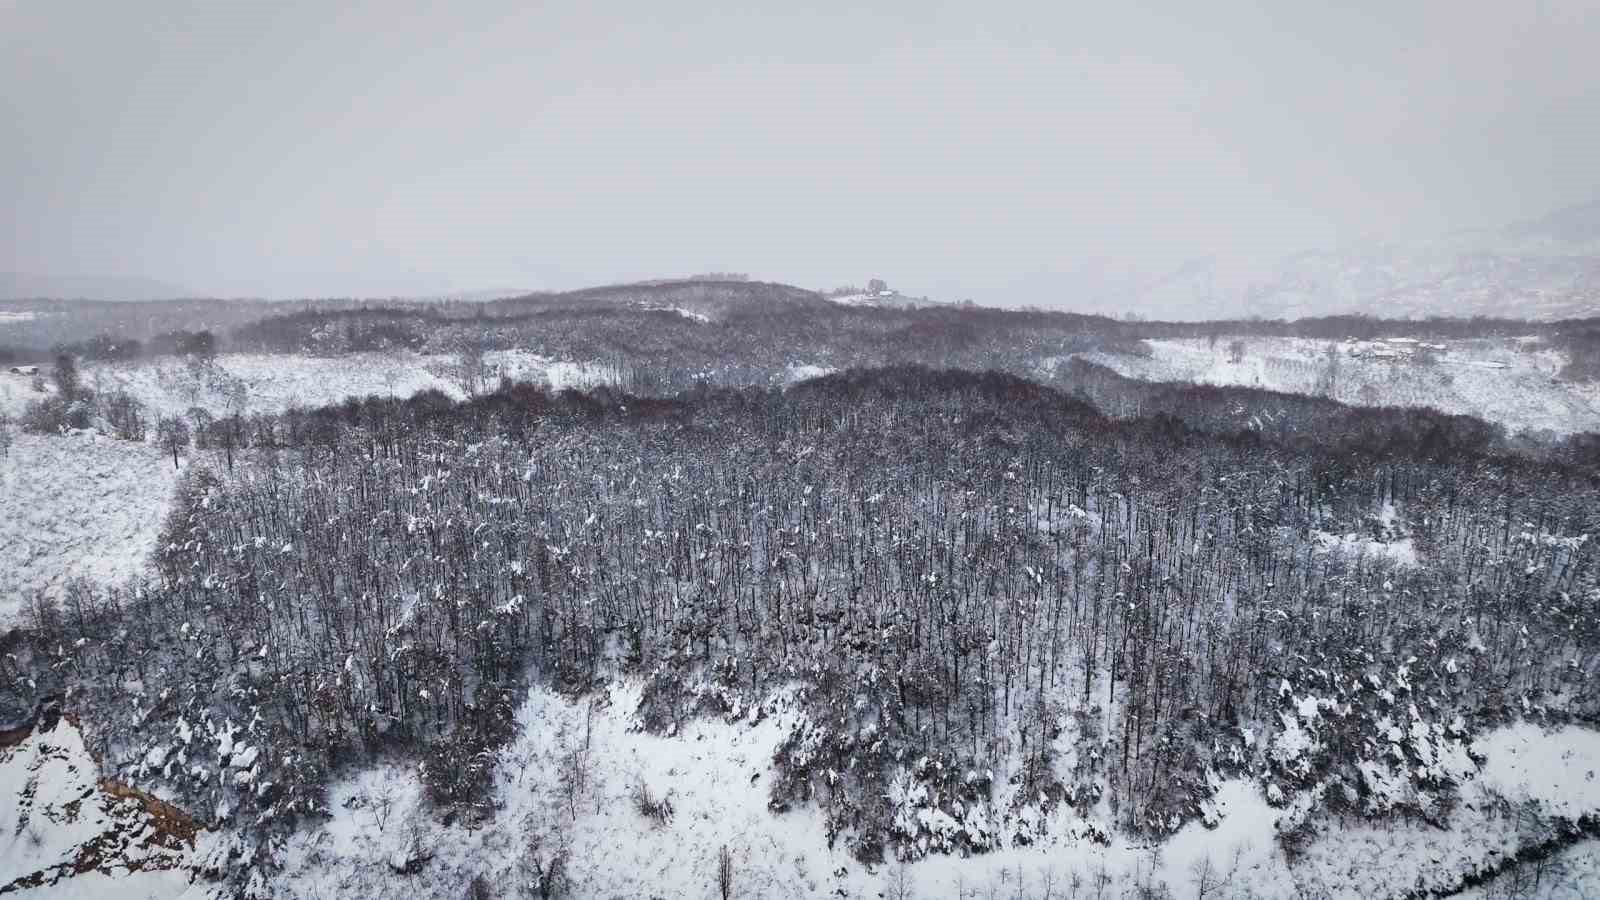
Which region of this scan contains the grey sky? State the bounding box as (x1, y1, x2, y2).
(3, 0, 1598, 303)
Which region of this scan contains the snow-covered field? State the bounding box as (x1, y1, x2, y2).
(0, 371, 49, 419)
(0, 433, 178, 627)
(0, 352, 634, 423)
(77, 353, 464, 419)
(1078, 336, 1600, 437)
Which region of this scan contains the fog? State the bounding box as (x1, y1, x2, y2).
(4, 0, 1598, 306)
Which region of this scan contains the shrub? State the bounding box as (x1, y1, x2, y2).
(631, 780, 674, 825)
(419, 737, 499, 809)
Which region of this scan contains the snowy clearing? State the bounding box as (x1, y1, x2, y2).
(0, 352, 628, 423)
(1079, 336, 1600, 436)
(0, 433, 178, 627)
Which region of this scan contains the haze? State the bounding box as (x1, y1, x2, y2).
(4, 0, 1598, 306)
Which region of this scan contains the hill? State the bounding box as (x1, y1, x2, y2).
(488, 279, 833, 323)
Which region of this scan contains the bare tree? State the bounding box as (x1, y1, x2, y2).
(717, 844, 735, 900)
(52, 353, 81, 401)
(1314, 342, 1342, 398)
(885, 854, 915, 900)
(1189, 854, 1226, 900)
(157, 416, 191, 469)
(523, 832, 569, 900)
(455, 336, 492, 397)
(557, 700, 598, 822)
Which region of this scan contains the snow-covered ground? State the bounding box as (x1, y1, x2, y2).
(1078, 336, 1600, 437)
(0, 352, 633, 423)
(77, 353, 463, 419)
(0, 432, 178, 627)
(481, 350, 625, 393)
(639, 304, 712, 323)
(0, 371, 49, 418)
(263, 682, 1600, 899)
(1457, 841, 1600, 899)
(1313, 502, 1420, 568)
(783, 363, 835, 384)
(6, 685, 1600, 897)
(0, 718, 203, 898)
(828, 292, 877, 307)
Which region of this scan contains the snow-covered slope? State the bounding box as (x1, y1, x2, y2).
(16, 352, 627, 423)
(267, 683, 1600, 899)
(0, 716, 203, 897)
(1077, 335, 1600, 436)
(0, 432, 178, 627)
(7, 681, 1600, 897)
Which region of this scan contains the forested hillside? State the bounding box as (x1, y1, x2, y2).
(4, 365, 1598, 895)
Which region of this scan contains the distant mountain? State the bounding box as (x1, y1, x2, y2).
(0, 272, 194, 301)
(1115, 198, 1600, 322)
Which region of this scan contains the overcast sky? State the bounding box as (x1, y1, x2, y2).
(3, 0, 1598, 302)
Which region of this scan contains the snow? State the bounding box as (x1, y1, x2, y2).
(0, 351, 633, 425)
(1078, 336, 1600, 436)
(0, 432, 178, 626)
(484, 351, 623, 392)
(79, 353, 463, 419)
(1456, 840, 1600, 898)
(641, 305, 712, 323)
(1313, 530, 1419, 568)
(0, 371, 49, 418)
(10, 686, 1600, 898)
(827, 293, 875, 307)
(1474, 723, 1600, 819)
(268, 682, 1294, 899)
(782, 363, 835, 385)
(0, 720, 199, 898)
(6, 870, 199, 899)
(274, 681, 867, 899)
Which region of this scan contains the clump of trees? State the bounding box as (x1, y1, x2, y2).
(21, 354, 95, 433)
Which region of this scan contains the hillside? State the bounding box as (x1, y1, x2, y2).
(0, 433, 178, 627)
(2, 369, 1599, 897)
(489, 279, 833, 323)
(1078, 334, 1600, 437)
(5, 289, 1600, 896)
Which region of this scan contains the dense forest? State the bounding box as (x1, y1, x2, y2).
(4, 363, 1597, 891)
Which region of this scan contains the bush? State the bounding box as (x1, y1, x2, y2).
(631, 780, 674, 825)
(21, 396, 89, 433)
(419, 737, 499, 809)
(102, 390, 147, 441)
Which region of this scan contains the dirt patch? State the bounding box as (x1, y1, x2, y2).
(100, 778, 202, 845)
